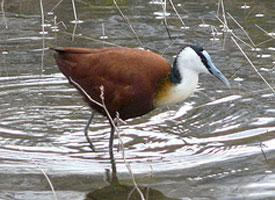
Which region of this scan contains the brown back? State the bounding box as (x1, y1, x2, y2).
(54, 47, 171, 119)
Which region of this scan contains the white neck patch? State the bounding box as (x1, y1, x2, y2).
(176, 47, 208, 75)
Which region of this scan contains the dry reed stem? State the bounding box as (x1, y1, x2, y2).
(71, 0, 78, 22)
(69, 78, 103, 108)
(100, 23, 107, 47)
(100, 87, 145, 200)
(260, 141, 268, 163)
(168, 0, 187, 28)
(39, 0, 45, 36)
(54, 16, 67, 29)
(72, 23, 78, 41)
(227, 12, 256, 47)
(127, 187, 136, 200)
(220, 22, 275, 48)
(71, 0, 79, 41)
(33, 161, 58, 200)
(50, 0, 64, 12)
(113, 0, 143, 47)
(255, 38, 275, 47)
(225, 14, 275, 48)
(254, 24, 275, 46)
(18, 147, 58, 200)
(217, 0, 220, 17)
(231, 36, 275, 94)
(216, 0, 228, 31)
(116, 125, 145, 200)
(220, 0, 228, 30)
(69, 78, 145, 200)
(71, 0, 83, 41)
(39, 0, 45, 72)
(161, 38, 177, 56)
(194, 0, 275, 135)
(61, 31, 122, 47)
(1, 0, 7, 29)
(210, 25, 215, 38)
(217, 0, 231, 49)
(215, 16, 254, 49)
(255, 24, 275, 40)
(101, 23, 106, 37)
(161, 0, 172, 40)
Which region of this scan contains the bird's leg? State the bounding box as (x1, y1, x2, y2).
(108, 119, 119, 183)
(84, 112, 96, 152)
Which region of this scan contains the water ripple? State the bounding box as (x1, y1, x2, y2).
(0, 76, 254, 172)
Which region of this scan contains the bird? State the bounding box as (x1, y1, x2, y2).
(53, 45, 230, 152)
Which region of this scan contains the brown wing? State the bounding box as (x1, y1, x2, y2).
(54, 47, 171, 119)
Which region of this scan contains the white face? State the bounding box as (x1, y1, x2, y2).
(176, 46, 230, 87)
(176, 46, 210, 74)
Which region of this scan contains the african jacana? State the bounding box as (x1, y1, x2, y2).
(53, 45, 230, 152)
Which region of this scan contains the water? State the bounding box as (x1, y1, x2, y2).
(1, 0, 275, 199)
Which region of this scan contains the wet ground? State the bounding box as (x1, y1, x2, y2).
(1, 0, 275, 199)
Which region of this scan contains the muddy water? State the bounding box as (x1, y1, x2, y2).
(1, 0, 275, 199)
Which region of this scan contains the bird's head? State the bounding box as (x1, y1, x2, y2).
(172, 45, 230, 87)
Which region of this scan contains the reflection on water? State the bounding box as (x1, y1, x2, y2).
(85, 183, 176, 200)
(85, 142, 176, 200)
(1, 0, 275, 199)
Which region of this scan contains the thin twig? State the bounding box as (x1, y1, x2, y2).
(72, 0, 79, 22)
(161, 38, 177, 56)
(69, 78, 145, 200)
(52, 15, 67, 32)
(56, 21, 67, 29)
(127, 187, 137, 200)
(255, 38, 275, 47)
(61, 31, 122, 47)
(217, 0, 221, 17)
(254, 24, 275, 46)
(231, 33, 254, 49)
(161, 0, 172, 40)
(168, 0, 187, 28)
(215, 16, 254, 49)
(39, 0, 45, 35)
(71, 0, 83, 41)
(17, 148, 58, 200)
(50, 0, 64, 12)
(255, 24, 275, 40)
(114, 113, 145, 200)
(113, 0, 143, 47)
(220, 0, 227, 30)
(39, 0, 45, 72)
(100, 23, 109, 47)
(33, 161, 58, 200)
(231, 36, 275, 94)
(145, 186, 150, 200)
(260, 142, 268, 163)
(69, 78, 103, 108)
(217, 0, 230, 49)
(1, 0, 7, 29)
(100, 87, 145, 200)
(227, 12, 256, 47)
(218, 3, 275, 50)
(72, 23, 78, 41)
(218, 4, 274, 50)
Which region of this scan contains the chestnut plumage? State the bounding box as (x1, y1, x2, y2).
(53, 46, 229, 151)
(54, 47, 171, 120)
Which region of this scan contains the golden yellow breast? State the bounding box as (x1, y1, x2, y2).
(153, 78, 174, 107)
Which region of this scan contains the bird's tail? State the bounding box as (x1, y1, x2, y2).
(51, 47, 94, 80)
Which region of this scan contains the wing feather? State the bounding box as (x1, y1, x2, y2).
(54, 47, 171, 119)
